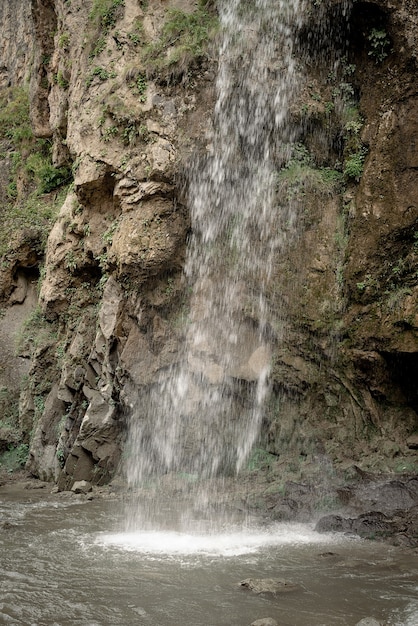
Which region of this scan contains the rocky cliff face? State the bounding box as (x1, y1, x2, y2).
(0, 0, 416, 489)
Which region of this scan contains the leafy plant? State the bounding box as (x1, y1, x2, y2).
(0, 443, 29, 472)
(368, 28, 391, 63)
(25, 152, 72, 193)
(65, 250, 78, 273)
(89, 36, 107, 59)
(128, 19, 144, 46)
(343, 147, 367, 182)
(102, 218, 120, 245)
(132, 73, 147, 102)
(89, 0, 125, 34)
(278, 143, 344, 197)
(86, 66, 114, 86)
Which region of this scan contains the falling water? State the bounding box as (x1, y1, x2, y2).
(126, 0, 307, 518)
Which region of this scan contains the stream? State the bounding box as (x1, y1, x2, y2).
(1, 485, 418, 626)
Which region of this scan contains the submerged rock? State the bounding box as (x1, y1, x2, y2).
(250, 619, 279, 626)
(240, 578, 302, 595)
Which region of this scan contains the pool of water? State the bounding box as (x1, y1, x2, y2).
(1, 486, 417, 625)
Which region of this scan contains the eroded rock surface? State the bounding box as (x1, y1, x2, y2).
(0, 0, 416, 501)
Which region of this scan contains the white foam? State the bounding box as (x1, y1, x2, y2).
(96, 523, 340, 557)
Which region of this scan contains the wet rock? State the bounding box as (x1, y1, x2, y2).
(351, 512, 396, 538)
(251, 619, 279, 626)
(316, 511, 395, 538)
(315, 514, 352, 534)
(240, 578, 302, 595)
(355, 618, 385, 626)
(71, 480, 92, 494)
(316, 506, 418, 547)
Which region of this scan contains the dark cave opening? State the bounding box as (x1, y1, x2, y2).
(381, 351, 418, 415)
(347, 1, 392, 63)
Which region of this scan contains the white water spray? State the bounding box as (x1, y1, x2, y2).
(126, 0, 306, 506)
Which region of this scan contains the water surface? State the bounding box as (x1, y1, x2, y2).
(1, 486, 417, 625)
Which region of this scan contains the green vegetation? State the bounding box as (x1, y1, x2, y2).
(15, 306, 57, 356)
(356, 273, 378, 293)
(89, 36, 107, 59)
(102, 218, 120, 246)
(246, 447, 277, 472)
(0, 86, 32, 143)
(58, 32, 70, 50)
(278, 143, 344, 197)
(54, 70, 69, 89)
(368, 28, 391, 63)
(25, 151, 72, 193)
(142, 6, 218, 80)
(343, 147, 367, 181)
(0, 86, 72, 259)
(0, 386, 28, 472)
(129, 73, 147, 102)
(97, 95, 151, 146)
(0, 443, 29, 472)
(341, 107, 367, 182)
(126, 18, 144, 47)
(89, 0, 125, 34)
(0, 387, 20, 436)
(86, 66, 116, 86)
(87, 0, 125, 59)
(0, 190, 66, 259)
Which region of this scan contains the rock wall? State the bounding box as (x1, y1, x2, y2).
(0, 1, 34, 88)
(0, 0, 416, 487)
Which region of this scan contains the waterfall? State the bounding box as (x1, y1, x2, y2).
(125, 0, 306, 522)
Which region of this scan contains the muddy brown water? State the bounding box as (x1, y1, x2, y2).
(1, 485, 417, 626)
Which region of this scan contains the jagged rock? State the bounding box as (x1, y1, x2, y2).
(355, 618, 385, 626)
(110, 198, 187, 281)
(315, 511, 395, 538)
(0, 0, 417, 505)
(98, 277, 124, 340)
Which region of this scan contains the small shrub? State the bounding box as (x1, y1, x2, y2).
(86, 66, 112, 86)
(89, 0, 125, 33)
(25, 153, 72, 194)
(343, 147, 367, 182)
(128, 19, 144, 46)
(0, 444, 29, 472)
(278, 143, 344, 197)
(89, 36, 107, 59)
(368, 28, 391, 63)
